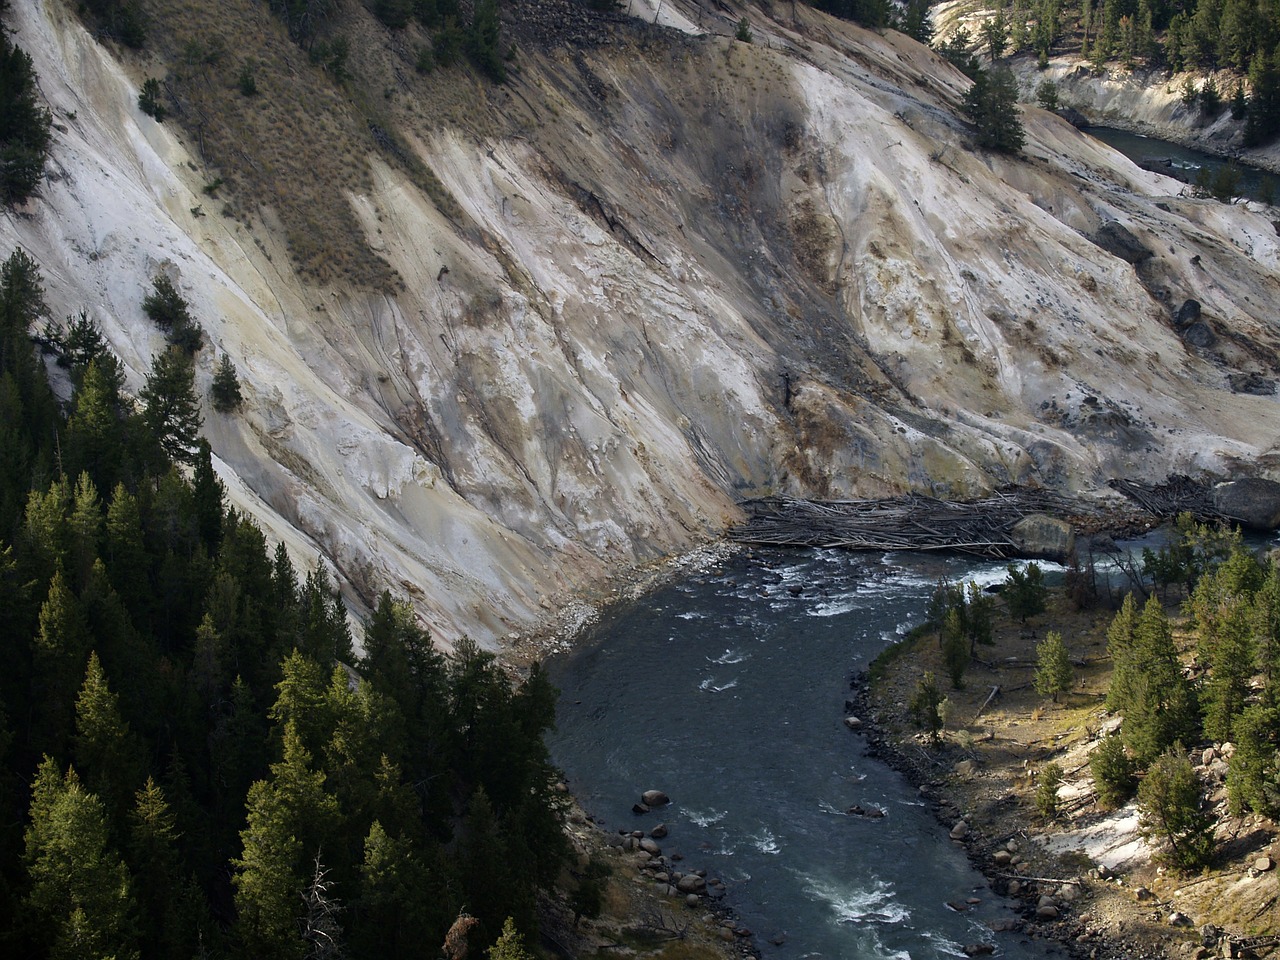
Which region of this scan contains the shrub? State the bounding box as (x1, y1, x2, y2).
(735, 18, 753, 43)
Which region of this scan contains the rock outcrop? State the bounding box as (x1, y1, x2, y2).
(5, 0, 1280, 646)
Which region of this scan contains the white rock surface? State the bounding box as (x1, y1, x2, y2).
(5, 1, 1280, 647)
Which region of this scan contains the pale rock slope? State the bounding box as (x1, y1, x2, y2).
(4, 0, 1279, 647)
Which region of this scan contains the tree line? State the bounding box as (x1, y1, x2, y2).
(0, 245, 567, 958)
(965, 0, 1280, 145)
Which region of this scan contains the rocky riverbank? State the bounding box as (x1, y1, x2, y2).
(538, 786, 758, 960)
(852, 588, 1279, 960)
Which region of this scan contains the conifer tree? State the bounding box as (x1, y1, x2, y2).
(211, 352, 244, 412)
(31, 569, 93, 757)
(73, 651, 142, 825)
(1122, 597, 1198, 766)
(141, 346, 203, 466)
(964, 65, 1026, 153)
(1004, 561, 1047, 622)
(22, 759, 140, 960)
(1090, 734, 1136, 808)
(0, 27, 52, 204)
(1105, 592, 1140, 713)
(234, 721, 341, 960)
(1226, 701, 1280, 816)
(489, 917, 536, 960)
(1138, 747, 1214, 871)
(1034, 630, 1074, 703)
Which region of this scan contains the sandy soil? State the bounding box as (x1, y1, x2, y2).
(860, 584, 1280, 960)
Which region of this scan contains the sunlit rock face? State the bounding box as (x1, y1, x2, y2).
(7, 0, 1280, 646)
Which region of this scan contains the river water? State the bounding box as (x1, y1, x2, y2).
(1087, 125, 1280, 203)
(547, 548, 1067, 960)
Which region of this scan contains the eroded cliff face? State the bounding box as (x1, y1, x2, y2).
(5, 0, 1280, 647)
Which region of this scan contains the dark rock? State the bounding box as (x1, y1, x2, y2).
(1228, 373, 1276, 396)
(641, 789, 670, 807)
(632, 803, 650, 815)
(1174, 298, 1202, 327)
(1093, 220, 1152, 264)
(1183, 321, 1215, 347)
(650, 823, 668, 839)
(1213, 478, 1280, 530)
(963, 945, 997, 957)
(1057, 106, 1089, 128)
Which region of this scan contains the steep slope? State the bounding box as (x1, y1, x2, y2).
(5, 0, 1280, 647)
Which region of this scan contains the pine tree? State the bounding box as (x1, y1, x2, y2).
(1138, 747, 1214, 871)
(489, 916, 536, 960)
(193, 438, 225, 552)
(73, 651, 142, 825)
(211, 352, 244, 412)
(234, 721, 341, 960)
(1200, 597, 1255, 742)
(1121, 597, 1198, 766)
(140, 346, 203, 466)
(1090, 734, 1136, 808)
(68, 472, 103, 588)
(1226, 701, 1280, 816)
(31, 569, 93, 757)
(128, 777, 196, 958)
(1106, 592, 1140, 713)
(964, 66, 1026, 153)
(22, 759, 140, 960)
(1004, 561, 1047, 622)
(0, 28, 52, 204)
(1035, 761, 1063, 819)
(909, 670, 945, 743)
(66, 358, 130, 495)
(1034, 630, 1074, 703)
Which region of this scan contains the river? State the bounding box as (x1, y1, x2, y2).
(1087, 125, 1280, 203)
(547, 548, 1068, 960)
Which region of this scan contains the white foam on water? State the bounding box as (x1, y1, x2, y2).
(708, 648, 749, 664)
(750, 827, 781, 854)
(698, 676, 739, 693)
(685, 807, 727, 827)
(922, 929, 969, 957)
(677, 610, 705, 620)
(808, 595, 861, 617)
(803, 875, 911, 926)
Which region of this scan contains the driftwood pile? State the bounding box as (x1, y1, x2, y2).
(1107, 475, 1223, 522)
(731, 477, 1230, 557)
(730, 490, 1107, 557)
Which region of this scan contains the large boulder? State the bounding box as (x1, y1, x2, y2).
(1212, 478, 1280, 530)
(1093, 220, 1152, 264)
(1009, 514, 1075, 561)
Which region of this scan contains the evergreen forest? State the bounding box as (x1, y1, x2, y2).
(0, 245, 568, 958)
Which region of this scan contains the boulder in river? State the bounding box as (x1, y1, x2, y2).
(1009, 514, 1075, 561)
(642, 789, 670, 807)
(1212, 478, 1280, 530)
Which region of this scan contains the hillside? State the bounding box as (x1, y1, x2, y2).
(6, 0, 1280, 647)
